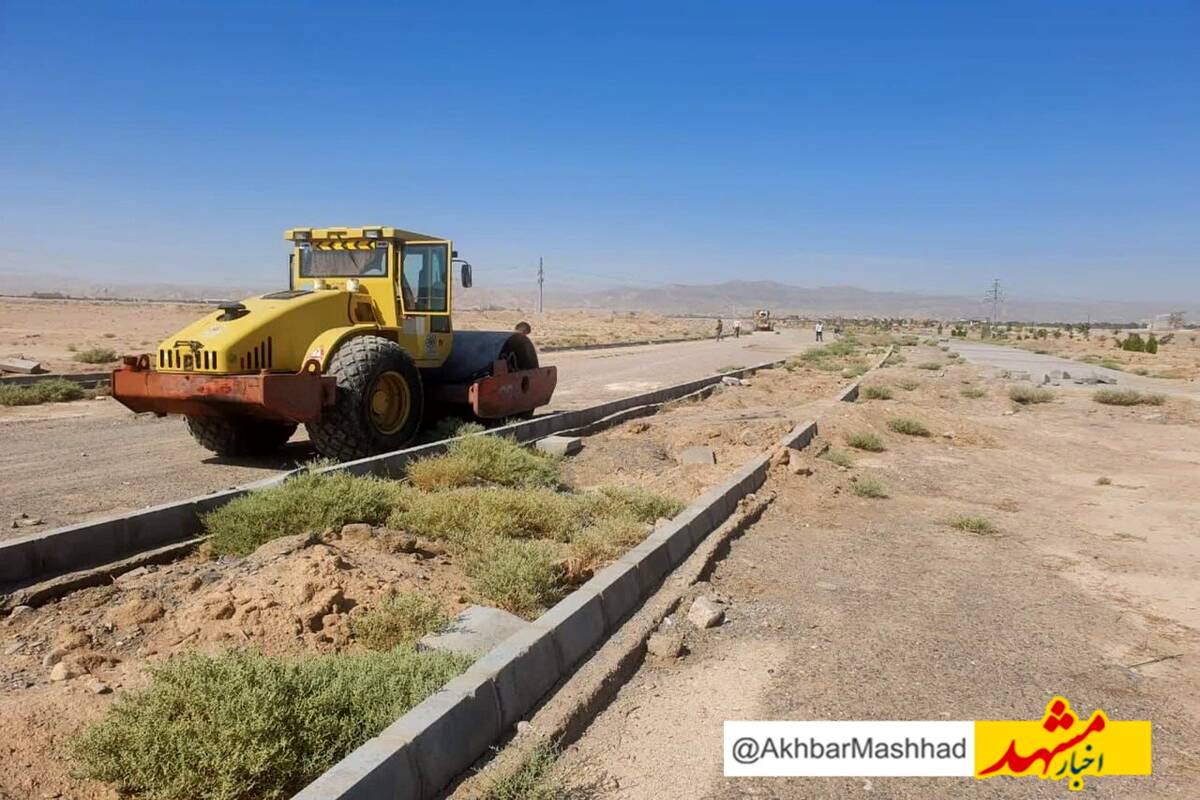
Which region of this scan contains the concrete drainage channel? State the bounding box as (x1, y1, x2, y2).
(294, 345, 893, 800)
(0, 357, 787, 605)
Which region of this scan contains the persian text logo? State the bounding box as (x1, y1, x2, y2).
(975, 696, 1151, 791)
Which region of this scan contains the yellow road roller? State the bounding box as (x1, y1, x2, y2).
(113, 226, 556, 460)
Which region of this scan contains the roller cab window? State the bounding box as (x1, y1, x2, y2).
(298, 245, 388, 277)
(400, 243, 449, 313)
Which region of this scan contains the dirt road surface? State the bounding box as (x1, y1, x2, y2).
(950, 339, 1200, 400)
(557, 348, 1200, 798)
(0, 330, 809, 534)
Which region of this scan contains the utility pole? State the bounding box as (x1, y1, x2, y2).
(985, 279, 1003, 325)
(537, 257, 544, 313)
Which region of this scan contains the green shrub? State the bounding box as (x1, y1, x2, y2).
(916, 361, 942, 370)
(860, 385, 893, 400)
(407, 435, 559, 491)
(960, 387, 986, 399)
(76, 347, 118, 364)
(70, 648, 471, 800)
(391, 486, 583, 546)
(468, 539, 565, 616)
(0, 377, 87, 406)
(1145, 335, 1158, 354)
(481, 744, 563, 800)
(851, 478, 887, 499)
(352, 592, 448, 650)
(820, 448, 854, 467)
(582, 485, 683, 523)
(1008, 386, 1054, 405)
(204, 471, 413, 556)
(391, 484, 679, 549)
(947, 515, 998, 535)
(1121, 333, 1145, 352)
(888, 417, 931, 437)
(1092, 389, 1166, 406)
(895, 378, 920, 391)
(846, 432, 885, 452)
(569, 516, 647, 571)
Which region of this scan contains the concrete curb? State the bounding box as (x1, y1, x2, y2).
(0, 360, 784, 597)
(290, 418, 818, 800)
(834, 345, 895, 404)
(292, 345, 892, 800)
(539, 334, 710, 353)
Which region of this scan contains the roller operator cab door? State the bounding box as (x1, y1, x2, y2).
(401, 243, 449, 313)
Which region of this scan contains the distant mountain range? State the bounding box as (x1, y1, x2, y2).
(1, 270, 1192, 324)
(463, 280, 1195, 324)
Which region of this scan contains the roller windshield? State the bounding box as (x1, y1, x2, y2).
(298, 245, 388, 278)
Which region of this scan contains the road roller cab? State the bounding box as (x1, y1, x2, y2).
(112, 226, 556, 460)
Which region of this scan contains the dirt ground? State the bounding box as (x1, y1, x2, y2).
(0, 330, 808, 536)
(0, 361, 833, 800)
(556, 347, 1200, 798)
(0, 297, 714, 375)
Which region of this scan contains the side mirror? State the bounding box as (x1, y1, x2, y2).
(460, 262, 473, 288)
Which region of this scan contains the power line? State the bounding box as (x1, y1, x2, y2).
(984, 278, 1004, 323)
(537, 256, 544, 313)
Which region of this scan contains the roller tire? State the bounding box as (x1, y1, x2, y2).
(185, 415, 297, 457)
(306, 335, 424, 461)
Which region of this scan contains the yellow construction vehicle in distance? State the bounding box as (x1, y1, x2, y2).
(112, 226, 556, 461)
(754, 309, 774, 332)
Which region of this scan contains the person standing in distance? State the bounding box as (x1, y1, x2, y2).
(715, 318, 724, 341)
(815, 320, 824, 342)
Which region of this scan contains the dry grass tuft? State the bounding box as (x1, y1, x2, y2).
(1092, 388, 1166, 406)
(76, 347, 118, 364)
(888, 417, 931, 437)
(947, 515, 998, 535)
(407, 435, 559, 491)
(846, 432, 885, 452)
(820, 448, 855, 468)
(1008, 386, 1054, 405)
(352, 592, 448, 650)
(851, 478, 888, 498)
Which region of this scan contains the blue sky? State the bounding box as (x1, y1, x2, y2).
(1, 1, 1196, 302)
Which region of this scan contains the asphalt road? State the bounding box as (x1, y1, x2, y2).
(0, 329, 811, 533)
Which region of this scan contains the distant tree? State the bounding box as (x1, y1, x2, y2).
(1167, 312, 1185, 329)
(1145, 334, 1158, 354)
(1122, 333, 1145, 352)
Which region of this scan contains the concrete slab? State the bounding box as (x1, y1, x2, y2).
(419, 605, 529, 655)
(536, 435, 583, 456)
(680, 446, 717, 465)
